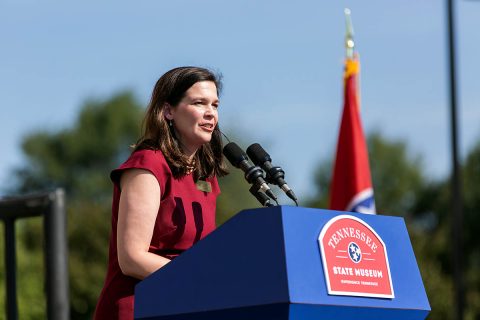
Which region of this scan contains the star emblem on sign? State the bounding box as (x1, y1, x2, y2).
(348, 242, 362, 263)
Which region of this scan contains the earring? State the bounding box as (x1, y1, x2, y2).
(169, 120, 173, 127)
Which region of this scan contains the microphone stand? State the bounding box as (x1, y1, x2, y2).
(249, 185, 275, 207)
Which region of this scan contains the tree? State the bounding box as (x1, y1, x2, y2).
(409, 139, 480, 319)
(10, 91, 144, 319)
(217, 167, 261, 225)
(368, 132, 426, 216)
(462, 140, 480, 318)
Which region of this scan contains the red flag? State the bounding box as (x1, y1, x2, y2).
(329, 56, 376, 214)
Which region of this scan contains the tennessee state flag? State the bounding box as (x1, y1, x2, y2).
(329, 56, 376, 214)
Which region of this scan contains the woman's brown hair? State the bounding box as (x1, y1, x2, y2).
(135, 66, 228, 180)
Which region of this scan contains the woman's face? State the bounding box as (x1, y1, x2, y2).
(165, 81, 219, 156)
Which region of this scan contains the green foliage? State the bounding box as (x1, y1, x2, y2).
(17, 218, 47, 319)
(68, 202, 111, 318)
(217, 165, 260, 225)
(368, 132, 425, 216)
(5, 91, 144, 319)
(306, 159, 332, 209)
(412, 227, 455, 319)
(15, 92, 142, 199)
(457, 140, 480, 318)
(410, 139, 480, 318)
(463, 140, 480, 262)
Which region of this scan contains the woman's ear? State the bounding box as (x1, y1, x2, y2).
(164, 103, 174, 120)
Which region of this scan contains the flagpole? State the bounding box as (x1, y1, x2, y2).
(344, 8, 355, 58)
(446, 0, 464, 319)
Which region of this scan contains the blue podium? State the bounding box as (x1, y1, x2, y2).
(134, 206, 430, 319)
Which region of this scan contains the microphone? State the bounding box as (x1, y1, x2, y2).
(246, 143, 298, 205)
(223, 142, 278, 204)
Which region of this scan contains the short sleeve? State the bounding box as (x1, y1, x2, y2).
(110, 149, 172, 198)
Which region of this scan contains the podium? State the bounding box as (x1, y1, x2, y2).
(134, 206, 430, 319)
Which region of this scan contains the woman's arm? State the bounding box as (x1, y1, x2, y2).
(117, 169, 171, 280)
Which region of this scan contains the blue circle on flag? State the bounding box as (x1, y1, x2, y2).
(348, 242, 362, 263)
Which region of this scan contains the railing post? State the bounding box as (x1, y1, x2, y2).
(0, 189, 70, 320)
(44, 189, 70, 320)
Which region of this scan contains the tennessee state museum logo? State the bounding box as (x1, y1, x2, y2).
(318, 215, 394, 298)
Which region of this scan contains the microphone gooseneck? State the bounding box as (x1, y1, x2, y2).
(223, 142, 278, 205)
(246, 143, 298, 205)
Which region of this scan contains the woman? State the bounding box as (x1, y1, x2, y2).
(94, 66, 228, 319)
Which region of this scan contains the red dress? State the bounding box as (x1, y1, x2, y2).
(94, 149, 220, 320)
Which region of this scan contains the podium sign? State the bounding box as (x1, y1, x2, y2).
(135, 206, 430, 320)
(318, 214, 394, 298)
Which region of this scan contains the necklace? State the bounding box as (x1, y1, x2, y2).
(186, 158, 196, 175)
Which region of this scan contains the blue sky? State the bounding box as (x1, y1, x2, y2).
(1, 1, 479, 201)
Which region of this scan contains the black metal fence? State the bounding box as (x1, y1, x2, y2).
(0, 189, 69, 320)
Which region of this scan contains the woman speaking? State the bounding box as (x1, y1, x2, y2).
(94, 66, 228, 319)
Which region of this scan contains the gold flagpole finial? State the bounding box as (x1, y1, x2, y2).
(344, 8, 355, 59)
